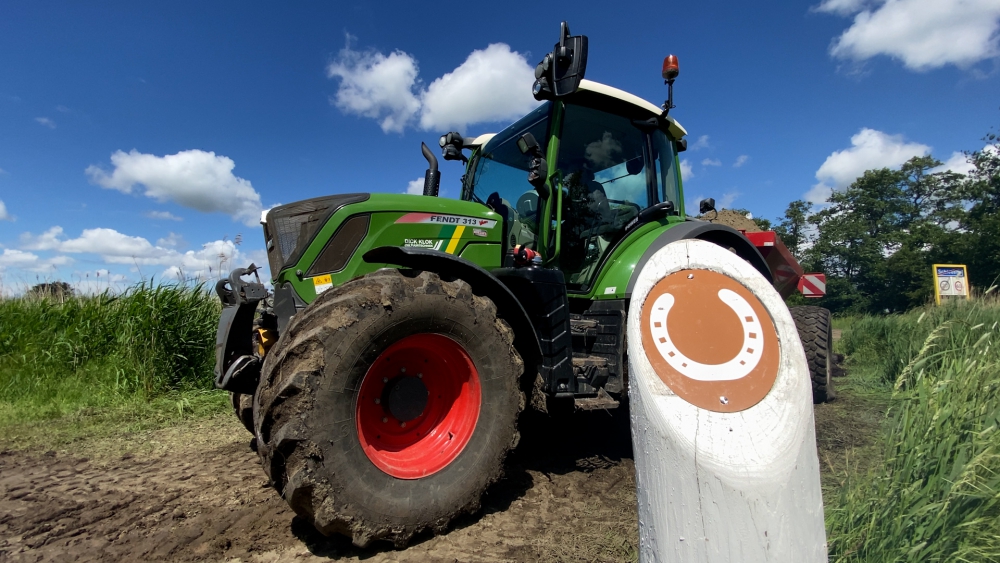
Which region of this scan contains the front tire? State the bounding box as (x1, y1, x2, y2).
(253, 269, 523, 547)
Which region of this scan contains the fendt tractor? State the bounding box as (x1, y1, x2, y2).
(214, 23, 832, 548)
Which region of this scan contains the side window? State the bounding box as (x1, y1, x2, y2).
(651, 131, 681, 210)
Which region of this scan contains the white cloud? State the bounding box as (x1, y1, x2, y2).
(823, 0, 1000, 70)
(35, 117, 56, 129)
(701, 158, 722, 167)
(814, 0, 872, 16)
(931, 151, 976, 175)
(145, 210, 183, 221)
(733, 155, 749, 168)
(405, 178, 425, 195)
(691, 135, 711, 150)
(719, 192, 740, 209)
(807, 127, 930, 203)
(680, 159, 694, 180)
(419, 43, 538, 132)
(0, 200, 10, 221)
(0, 248, 71, 272)
(55, 105, 70, 113)
(85, 149, 263, 226)
(327, 37, 538, 134)
(20, 226, 243, 279)
(156, 232, 185, 248)
(326, 36, 422, 134)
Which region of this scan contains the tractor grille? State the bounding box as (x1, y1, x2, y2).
(264, 193, 370, 276)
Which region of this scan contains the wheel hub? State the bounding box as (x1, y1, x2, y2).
(355, 333, 482, 479)
(384, 376, 428, 422)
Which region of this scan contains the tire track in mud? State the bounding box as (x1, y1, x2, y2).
(0, 410, 640, 563)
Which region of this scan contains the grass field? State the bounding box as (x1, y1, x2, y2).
(827, 297, 1000, 562)
(0, 284, 223, 431)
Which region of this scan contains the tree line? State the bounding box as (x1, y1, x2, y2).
(755, 128, 999, 315)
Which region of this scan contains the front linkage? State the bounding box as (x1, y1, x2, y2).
(214, 264, 274, 395)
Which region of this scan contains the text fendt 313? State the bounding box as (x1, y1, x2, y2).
(213, 22, 832, 548)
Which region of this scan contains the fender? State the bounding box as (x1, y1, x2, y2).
(363, 246, 543, 366)
(625, 220, 772, 298)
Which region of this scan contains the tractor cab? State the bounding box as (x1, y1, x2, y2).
(458, 81, 688, 294)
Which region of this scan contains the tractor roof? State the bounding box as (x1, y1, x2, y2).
(467, 79, 687, 150)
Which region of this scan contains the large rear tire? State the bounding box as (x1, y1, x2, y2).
(253, 269, 524, 547)
(790, 306, 835, 403)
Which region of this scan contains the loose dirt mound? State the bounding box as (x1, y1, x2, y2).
(698, 209, 761, 232)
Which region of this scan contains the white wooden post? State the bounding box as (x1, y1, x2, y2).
(627, 240, 827, 562)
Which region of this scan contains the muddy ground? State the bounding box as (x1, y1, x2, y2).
(0, 362, 876, 563)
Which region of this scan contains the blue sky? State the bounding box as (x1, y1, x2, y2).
(1, 1, 998, 293)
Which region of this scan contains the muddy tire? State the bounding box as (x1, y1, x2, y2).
(229, 392, 255, 434)
(253, 269, 524, 548)
(790, 306, 834, 404)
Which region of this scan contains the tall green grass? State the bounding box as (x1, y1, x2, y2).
(827, 299, 1000, 561)
(0, 284, 221, 424)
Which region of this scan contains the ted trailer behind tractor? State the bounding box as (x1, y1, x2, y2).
(213, 22, 831, 548)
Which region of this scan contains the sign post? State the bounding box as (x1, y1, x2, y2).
(933, 264, 970, 305)
(627, 239, 827, 562)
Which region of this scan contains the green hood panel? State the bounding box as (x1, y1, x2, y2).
(273, 194, 503, 303)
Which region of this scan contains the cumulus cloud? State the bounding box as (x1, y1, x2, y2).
(405, 178, 424, 195)
(20, 226, 244, 279)
(807, 127, 930, 203)
(701, 158, 721, 167)
(86, 149, 264, 226)
(820, 0, 1000, 70)
(932, 151, 976, 175)
(0, 200, 10, 221)
(0, 248, 71, 272)
(680, 159, 694, 180)
(35, 117, 56, 129)
(326, 37, 422, 134)
(327, 36, 538, 133)
(145, 210, 183, 221)
(719, 192, 740, 209)
(733, 155, 749, 168)
(691, 135, 711, 150)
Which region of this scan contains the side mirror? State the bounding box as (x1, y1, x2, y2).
(699, 197, 716, 215)
(533, 22, 589, 100)
(518, 133, 549, 198)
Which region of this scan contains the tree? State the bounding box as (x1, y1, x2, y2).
(28, 281, 74, 300)
(959, 130, 1000, 290)
(773, 200, 810, 260)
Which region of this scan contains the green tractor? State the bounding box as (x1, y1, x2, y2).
(214, 22, 832, 548)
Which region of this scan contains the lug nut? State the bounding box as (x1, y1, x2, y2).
(400, 422, 407, 428)
(374, 398, 381, 405)
(417, 373, 423, 379)
(383, 377, 388, 383)
(382, 417, 388, 423)
(400, 367, 406, 373)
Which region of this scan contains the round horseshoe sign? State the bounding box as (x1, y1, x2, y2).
(640, 269, 780, 413)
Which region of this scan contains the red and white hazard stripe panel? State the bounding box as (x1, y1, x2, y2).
(798, 273, 826, 298)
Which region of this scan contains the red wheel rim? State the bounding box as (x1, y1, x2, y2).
(356, 333, 482, 479)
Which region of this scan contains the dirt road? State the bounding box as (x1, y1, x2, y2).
(1, 365, 864, 563)
(0, 409, 639, 563)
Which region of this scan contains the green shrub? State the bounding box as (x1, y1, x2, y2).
(828, 300, 1000, 561)
(0, 284, 220, 422)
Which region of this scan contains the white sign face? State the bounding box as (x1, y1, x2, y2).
(936, 266, 968, 297)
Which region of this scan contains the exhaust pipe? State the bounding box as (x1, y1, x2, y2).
(421, 142, 440, 197)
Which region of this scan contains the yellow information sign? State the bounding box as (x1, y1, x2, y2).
(933, 264, 970, 305)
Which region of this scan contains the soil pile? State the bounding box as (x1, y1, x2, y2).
(698, 209, 761, 232)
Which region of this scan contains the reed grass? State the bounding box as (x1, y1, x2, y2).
(827, 299, 1000, 562)
(0, 283, 221, 425)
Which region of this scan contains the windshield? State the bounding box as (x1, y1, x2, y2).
(465, 102, 551, 250)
